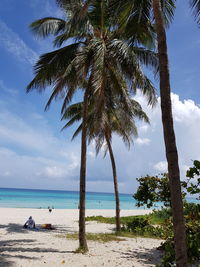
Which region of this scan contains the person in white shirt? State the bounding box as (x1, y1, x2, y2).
(23, 216, 36, 229)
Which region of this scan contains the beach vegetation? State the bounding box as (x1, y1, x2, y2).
(182, 160, 200, 199)
(133, 173, 171, 208)
(156, 207, 200, 266)
(133, 173, 189, 209)
(62, 233, 126, 243)
(132, 170, 200, 266)
(86, 211, 169, 225)
(85, 206, 200, 264)
(85, 198, 200, 265)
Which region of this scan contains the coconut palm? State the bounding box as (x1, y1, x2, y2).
(62, 92, 149, 232)
(109, 0, 200, 265)
(27, 0, 158, 251)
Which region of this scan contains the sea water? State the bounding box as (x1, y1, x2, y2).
(0, 187, 198, 210)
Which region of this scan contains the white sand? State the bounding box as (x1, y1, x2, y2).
(0, 208, 163, 267)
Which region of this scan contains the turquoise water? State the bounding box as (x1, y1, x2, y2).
(0, 188, 198, 210)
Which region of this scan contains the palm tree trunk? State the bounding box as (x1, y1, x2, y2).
(152, 0, 187, 266)
(79, 88, 89, 252)
(105, 135, 121, 232)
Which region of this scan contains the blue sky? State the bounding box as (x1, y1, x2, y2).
(0, 0, 200, 194)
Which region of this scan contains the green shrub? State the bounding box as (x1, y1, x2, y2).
(151, 208, 172, 223)
(157, 212, 200, 266)
(184, 202, 200, 219)
(121, 216, 164, 238)
(122, 216, 149, 230)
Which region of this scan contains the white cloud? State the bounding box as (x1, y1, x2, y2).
(135, 137, 150, 145)
(0, 20, 38, 65)
(0, 147, 79, 189)
(0, 80, 18, 96)
(1, 92, 200, 193)
(172, 94, 200, 123)
(87, 151, 96, 158)
(0, 110, 58, 154)
(44, 166, 67, 178)
(153, 161, 168, 172)
(109, 92, 200, 192)
(139, 125, 149, 133)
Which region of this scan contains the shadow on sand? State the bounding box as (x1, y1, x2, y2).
(0, 223, 30, 234)
(0, 224, 75, 266)
(0, 223, 76, 234)
(119, 246, 163, 266)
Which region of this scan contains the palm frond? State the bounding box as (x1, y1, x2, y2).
(26, 43, 81, 92)
(190, 0, 200, 25)
(131, 47, 159, 75)
(160, 0, 176, 27)
(30, 18, 66, 38)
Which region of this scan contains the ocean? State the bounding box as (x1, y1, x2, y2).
(0, 187, 198, 210)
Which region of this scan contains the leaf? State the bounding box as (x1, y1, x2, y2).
(194, 160, 200, 169)
(187, 187, 194, 193)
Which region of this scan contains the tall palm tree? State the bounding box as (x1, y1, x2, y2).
(27, 0, 157, 251)
(62, 93, 149, 232)
(152, 1, 187, 266)
(109, 0, 200, 265)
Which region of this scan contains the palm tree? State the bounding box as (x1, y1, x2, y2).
(109, 0, 200, 265)
(62, 93, 149, 232)
(27, 0, 158, 251)
(152, 1, 187, 266)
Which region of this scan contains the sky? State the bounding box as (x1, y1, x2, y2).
(0, 0, 200, 194)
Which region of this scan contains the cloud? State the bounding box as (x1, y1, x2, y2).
(107, 92, 200, 192)
(172, 96, 200, 124)
(1, 91, 200, 193)
(0, 20, 38, 65)
(153, 161, 168, 172)
(0, 110, 59, 154)
(135, 138, 150, 145)
(0, 80, 18, 96)
(44, 166, 67, 178)
(0, 147, 79, 190)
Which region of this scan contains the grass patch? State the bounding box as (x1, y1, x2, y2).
(85, 213, 168, 239)
(85, 215, 116, 224)
(58, 230, 162, 241)
(60, 232, 126, 242)
(85, 212, 167, 226)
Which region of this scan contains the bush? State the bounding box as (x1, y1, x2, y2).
(184, 202, 200, 220)
(157, 203, 200, 266)
(122, 216, 149, 230)
(121, 216, 164, 238)
(151, 208, 172, 222)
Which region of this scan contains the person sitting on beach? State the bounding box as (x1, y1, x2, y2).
(23, 216, 36, 229)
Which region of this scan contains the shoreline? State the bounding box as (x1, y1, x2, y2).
(0, 207, 152, 211)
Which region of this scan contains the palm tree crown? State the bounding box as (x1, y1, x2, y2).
(61, 95, 149, 153)
(27, 0, 158, 113)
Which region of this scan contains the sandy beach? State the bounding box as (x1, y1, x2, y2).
(0, 208, 163, 267)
